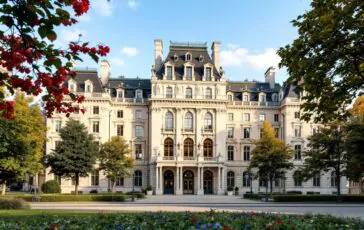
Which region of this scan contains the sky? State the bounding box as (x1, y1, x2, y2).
(56, 0, 312, 85)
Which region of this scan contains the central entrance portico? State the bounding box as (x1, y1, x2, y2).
(203, 170, 213, 194)
(183, 170, 194, 194)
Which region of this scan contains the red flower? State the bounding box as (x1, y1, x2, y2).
(72, 0, 90, 16)
(275, 218, 282, 224)
(191, 216, 196, 223)
(222, 226, 231, 230)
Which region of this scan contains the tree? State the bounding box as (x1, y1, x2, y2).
(248, 121, 293, 195)
(278, 0, 364, 123)
(0, 0, 110, 119)
(99, 137, 135, 193)
(47, 119, 98, 195)
(301, 123, 346, 200)
(351, 95, 364, 117)
(0, 92, 46, 195)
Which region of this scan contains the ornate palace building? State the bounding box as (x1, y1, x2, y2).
(44, 40, 348, 195)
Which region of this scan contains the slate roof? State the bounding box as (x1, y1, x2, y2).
(156, 42, 221, 81)
(65, 70, 104, 93)
(108, 77, 151, 98)
(226, 81, 282, 102)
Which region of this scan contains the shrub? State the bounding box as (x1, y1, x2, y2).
(227, 186, 234, 191)
(18, 194, 128, 202)
(272, 195, 364, 202)
(71, 191, 83, 194)
(286, 191, 303, 194)
(41, 180, 61, 194)
(146, 185, 153, 191)
(234, 187, 239, 192)
(0, 198, 30, 209)
(243, 193, 264, 200)
(89, 189, 98, 194)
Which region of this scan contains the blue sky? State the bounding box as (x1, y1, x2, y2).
(58, 0, 311, 84)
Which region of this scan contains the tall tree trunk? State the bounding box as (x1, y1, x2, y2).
(112, 180, 116, 194)
(75, 174, 79, 195)
(336, 171, 341, 202)
(269, 176, 273, 194)
(1, 182, 6, 195)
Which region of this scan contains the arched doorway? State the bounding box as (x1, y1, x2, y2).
(164, 170, 174, 194)
(183, 170, 194, 194)
(203, 170, 213, 194)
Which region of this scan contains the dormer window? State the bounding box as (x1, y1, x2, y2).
(166, 66, 172, 80)
(135, 89, 143, 99)
(228, 93, 233, 101)
(173, 54, 178, 61)
(272, 94, 278, 102)
(186, 67, 192, 80)
(117, 89, 124, 98)
(86, 85, 91, 92)
(259, 93, 266, 102)
(85, 80, 93, 93)
(70, 84, 75, 92)
(205, 67, 212, 81)
(185, 53, 191, 61)
(199, 55, 204, 62)
(68, 80, 76, 92)
(243, 94, 249, 102)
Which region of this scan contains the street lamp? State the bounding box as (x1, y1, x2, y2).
(264, 160, 272, 202)
(131, 171, 135, 202)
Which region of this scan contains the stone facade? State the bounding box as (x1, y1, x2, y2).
(44, 40, 348, 195)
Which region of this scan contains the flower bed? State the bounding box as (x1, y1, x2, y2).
(3, 194, 131, 202)
(243, 194, 364, 203)
(1, 211, 363, 229)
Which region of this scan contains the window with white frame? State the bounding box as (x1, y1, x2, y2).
(86, 84, 91, 93)
(243, 113, 250, 121)
(313, 173, 321, 187)
(92, 121, 99, 133)
(185, 87, 192, 98)
(260, 128, 264, 138)
(274, 128, 279, 138)
(243, 94, 249, 102)
(259, 94, 265, 102)
(135, 144, 142, 160)
(294, 111, 300, 119)
(186, 67, 192, 80)
(259, 113, 266, 121)
(293, 171, 303, 187)
(227, 146, 234, 161)
(294, 145, 302, 160)
(165, 112, 174, 130)
(205, 88, 212, 99)
(134, 170, 142, 186)
(294, 125, 301, 137)
(135, 125, 143, 137)
(243, 127, 250, 139)
(135, 110, 142, 120)
(228, 94, 233, 101)
(227, 171, 235, 187)
(186, 53, 191, 61)
(116, 177, 124, 186)
(227, 127, 234, 138)
(243, 146, 250, 161)
(55, 120, 62, 132)
(274, 114, 279, 122)
(228, 113, 234, 121)
(93, 106, 99, 115)
(166, 87, 173, 98)
(117, 110, 123, 118)
(204, 113, 213, 130)
(205, 67, 212, 81)
(117, 90, 123, 98)
(243, 172, 251, 187)
(91, 170, 99, 186)
(272, 94, 278, 101)
(136, 90, 143, 99)
(166, 66, 172, 80)
(117, 125, 123, 136)
(331, 171, 337, 187)
(184, 112, 193, 131)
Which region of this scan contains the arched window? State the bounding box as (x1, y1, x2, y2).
(185, 87, 192, 98)
(243, 172, 251, 187)
(165, 112, 174, 130)
(164, 138, 174, 157)
(203, 139, 213, 157)
(205, 88, 212, 99)
(184, 112, 193, 131)
(330, 171, 337, 187)
(293, 170, 303, 187)
(313, 172, 320, 187)
(204, 112, 213, 130)
(227, 171, 235, 187)
(166, 87, 173, 98)
(184, 138, 194, 157)
(134, 170, 142, 187)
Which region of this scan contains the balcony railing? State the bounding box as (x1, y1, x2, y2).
(227, 101, 280, 106)
(163, 156, 175, 161)
(183, 156, 195, 160)
(203, 157, 216, 161)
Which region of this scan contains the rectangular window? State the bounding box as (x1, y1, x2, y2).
(243, 127, 250, 139)
(227, 127, 234, 138)
(135, 125, 143, 137)
(243, 113, 250, 121)
(55, 120, 62, 132)
(166, 87, 173, 98)
(274, 114, 279, 122)
(227, 146, 234, 161)
(313, 173, 321, 187)
(294, 145, 302, 160)
(243, 95, 249, 102)
(243, 146, 250, 161)
(274, 128, 279, 138)
(135, 110, 142, 120)
(259, 114, 266, 121)
(260, 128, 264, 138)
(93, 106, 99, 115)
(259, 178, 267, 187)
(294, 111, 300, 119)
(117, 125, 123, 136)
(54, 175, 61, 185)
(185, 88, 192, 98)
(260, 95, 265, 102)
(91, 170, 99, 186)
(135, 144, 142, 160)
(117, 110, 123, 118)
(92, 121, 99, 133)
(186, 67, 192, 80)
(294, 125, 301, 137)
(166, 66, 172, 80)
(228, 113, 234, 121)
(136, 90, 143, 98)
(86, 85, 91, 92)
(116, 177, 124, 186)
(205, 67, 212, 81)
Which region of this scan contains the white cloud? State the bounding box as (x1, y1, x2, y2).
(127, 0, 140, 10)
(77, 14, 91, 23)
(59, 29, 86, 43)
(220, 45, 281, 70)
(121, 47, 138, 57)
(91, 0, 113, 16)
(110, 57, 125, 67)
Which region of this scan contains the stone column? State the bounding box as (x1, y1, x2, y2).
(176, 167, 183, 195)
(197, 166, 203, 195)
(217, 166, 221, 191)
(156, 167, 159, 190)
(156, 166, 163, 195)
(217, 167, 225, 195)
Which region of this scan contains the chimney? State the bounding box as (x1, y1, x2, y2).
(154, 39, 163, 71)
(100, 60, 110, 86)
(211, 41, 221, 70)
(265, 66, 275, 89)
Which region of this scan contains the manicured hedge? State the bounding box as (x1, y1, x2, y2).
(3, 194, 131, 202)
(272, 195, 364, 203)
(0, 198, 30, 209)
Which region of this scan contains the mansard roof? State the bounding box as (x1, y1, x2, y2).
(227, 81, 281, 93)
(108, 77, 151, 98)
(156, 42, 221, 81)
(65, 69, 104, 93)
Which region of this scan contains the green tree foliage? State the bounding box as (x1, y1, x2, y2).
(47, 119, 98, 195)
(278, 0, 364, 123)
(351, 96, 364, 117)
(99, 137, 135, 193)
(301, 123, 346, 199)
(41, 180, 61, 194)
(248, 121, 293, 194)
(0, 92, 46, 195)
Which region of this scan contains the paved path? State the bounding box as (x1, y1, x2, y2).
(31, 195, 364, 219)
